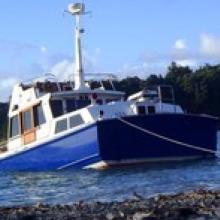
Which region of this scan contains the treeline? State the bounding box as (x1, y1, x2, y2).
(0, 62, 220, 140)
(0, 103, 8, 141)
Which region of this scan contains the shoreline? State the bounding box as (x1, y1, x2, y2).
(1, 189, 220, 219)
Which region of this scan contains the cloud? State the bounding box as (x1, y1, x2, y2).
(0, 77, 19, 101)
(0, 39, 43, 60)
(2, 34, 220, 101)
(49, 60, 74, 80)
(172, 38, 191, 60)
(174, 39, 187, 50)
(40, 46, 48, 54)
(172, 39, 197, 67)
(0, 77, 18, 89)
(120, 38, 198, 75)
(0, 42, 104, 101)
(48, 47, 102, 80)
(175, 59, 197, 67)
(119, 60, 167, 78)
(82, 47, 102, 72)
(200, 33, 220, 58)
(172, 34, 220, 67)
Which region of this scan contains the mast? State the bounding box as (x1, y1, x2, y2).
(68, 3, 86, 90)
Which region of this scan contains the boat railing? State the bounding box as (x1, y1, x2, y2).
(69, 73, 118, 91)
(20, 73, 63, 92)
(141, 85, 176, 104)
(22, 73, 57, 85)
(22, 72, 119, 93)
(157, 85, 176, 104)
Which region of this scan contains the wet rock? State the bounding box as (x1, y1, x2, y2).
(177, 207, 197, 217)
(106, 211, 124, 220)
(133, 192, 145, 201)
(34, 202, 44, 209)
(2, 190, 220, 219)
(213, 207, 220, 218)
(188, 217, 206, 220)
(133, 212, 156, 220)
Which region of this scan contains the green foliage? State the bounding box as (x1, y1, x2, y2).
(115, 76, 143, 97)
(114, 62, 220, 117)
(163, 62, 220, 116)
(0, 103, 8, 141)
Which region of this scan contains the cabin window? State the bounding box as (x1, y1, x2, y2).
(50, 100, 63, 118)
(106, 99, 113, 103)
(96, 99, 103, 105)
(75, 99, 90, 109)
(106, 99, 119, 104)
(10, 115, 20, 138)
(12, 105, 18, 111)
(137, 106, 146, 115)
(55, 119, 67, 133)
(23, 110, 33, 131)
(148, 106, 156, 114)
(66, 98, 76, 113)
(69, 115, 84, 128)
(33, 104, 46, 127)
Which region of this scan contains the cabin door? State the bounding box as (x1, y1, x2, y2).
(21, 108, 36, 145)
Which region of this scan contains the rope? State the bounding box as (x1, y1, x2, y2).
(57, 153, 99, 170)
(117, 117, 216, 154)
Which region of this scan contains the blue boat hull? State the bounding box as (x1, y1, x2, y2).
(97, 114, 217, 164)
(0, 125, 101, 171)
(0, 114, 217, 170)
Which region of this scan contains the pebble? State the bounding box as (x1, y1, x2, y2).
(1, 190, 220, 219)
(133, 212, 155, 220)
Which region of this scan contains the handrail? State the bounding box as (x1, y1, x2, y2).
(22, 72, 119, 92)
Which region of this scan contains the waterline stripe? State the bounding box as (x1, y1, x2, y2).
(85, 156, 204, 169)
(57, 153, 99, 170)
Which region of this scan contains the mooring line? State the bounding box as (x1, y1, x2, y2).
(57, 153, 99, 170)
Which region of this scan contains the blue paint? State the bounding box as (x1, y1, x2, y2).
(97, 114, 217, 161)
(0, 114, 217, 170)
(0, 125, 101, 171)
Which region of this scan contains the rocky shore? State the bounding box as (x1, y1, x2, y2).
(1, 189, 220, 219)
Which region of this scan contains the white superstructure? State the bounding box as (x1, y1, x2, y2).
(7, 79, 182, 152)
(4, 3, 183, 155)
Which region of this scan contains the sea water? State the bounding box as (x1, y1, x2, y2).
(0, 133, 220, 206)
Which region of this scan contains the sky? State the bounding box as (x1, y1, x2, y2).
(0, 0, 220, 101)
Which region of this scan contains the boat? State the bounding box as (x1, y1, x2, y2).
(0, 3, 217, 170)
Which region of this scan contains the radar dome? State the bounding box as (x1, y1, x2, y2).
(68, 3, 85, 15)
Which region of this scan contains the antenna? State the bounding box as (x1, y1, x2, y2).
(67, 3, 87, 90)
